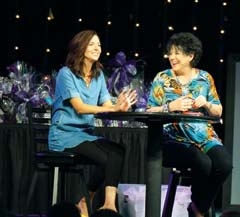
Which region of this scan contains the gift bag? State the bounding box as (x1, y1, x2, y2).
(118, 184, 146, 217)
(161, 185, 192, 217)
(118, 184, 191, 217)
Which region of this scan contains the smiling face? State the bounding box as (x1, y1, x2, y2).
(84, 34, 101, 63)
(168, 46, 194, 73)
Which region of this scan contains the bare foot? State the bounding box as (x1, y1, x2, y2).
(76, 197, 89, 217)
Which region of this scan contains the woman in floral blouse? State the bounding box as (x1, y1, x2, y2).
(147, 32, 232, 217)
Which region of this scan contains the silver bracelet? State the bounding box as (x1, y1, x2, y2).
(162, 103, 169, 112)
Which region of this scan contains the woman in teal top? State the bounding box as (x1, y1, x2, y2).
(48, 66, 111, 151)
(48, 30, 137, 217)
(147, 32, 232, 217)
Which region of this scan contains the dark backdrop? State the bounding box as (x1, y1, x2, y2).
(2, 0, 240, 81)
(1, 0, 240, 214)
(2, 0, 240, 142)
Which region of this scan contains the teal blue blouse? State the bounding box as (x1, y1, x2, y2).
(147, 69, 223, 153)
(48, 66, 111, 151)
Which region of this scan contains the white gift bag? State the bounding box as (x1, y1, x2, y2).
(118, 184, 191, 217)
(118, 184, 146, 217)
(161, 185, 192, 217)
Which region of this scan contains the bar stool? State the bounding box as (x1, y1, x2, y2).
(162, 166, 216, 217)
(25, 104, 95, 214)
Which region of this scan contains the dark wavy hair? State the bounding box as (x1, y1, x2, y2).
(166, 32, 203, 67)
(65, 29, 103, 78)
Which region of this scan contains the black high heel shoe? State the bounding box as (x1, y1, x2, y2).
(187, 202, 195, 217)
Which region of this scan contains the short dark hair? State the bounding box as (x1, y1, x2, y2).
(166, 32, 203, 67)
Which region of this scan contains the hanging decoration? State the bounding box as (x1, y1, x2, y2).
(106, 51, 149, 110)
(106, 51, 137, 96)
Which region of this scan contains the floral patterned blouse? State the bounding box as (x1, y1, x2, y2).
(147, 69, 223, 153)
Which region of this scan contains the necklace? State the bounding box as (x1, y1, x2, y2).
(83, 73, 92, 87)
(175, 76, 191, 87)
(175, 76, 190, 95)
(175, 68, 196, 87)
(83, 74, 92, 87)
(175, 69, 196, 96)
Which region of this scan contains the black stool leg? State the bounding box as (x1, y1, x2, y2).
(25, 171, 38, 212)
(204, 203, 216, 217)
(162, 170, 180, 217)
(61, 168, 67, 201)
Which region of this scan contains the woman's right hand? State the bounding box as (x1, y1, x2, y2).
(171, 95, 194, 112)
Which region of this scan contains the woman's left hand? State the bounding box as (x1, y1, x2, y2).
(117, 89, 137, 111)
(192, 95, 207, 108)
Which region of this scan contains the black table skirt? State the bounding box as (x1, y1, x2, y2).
(0, 124, 32, 214)
(1, 124, 167, 214)
(0, 124, 225, 215)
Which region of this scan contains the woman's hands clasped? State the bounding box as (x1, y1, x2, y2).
(167, 95, 207, 112)
(173, 95, 194, 112)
